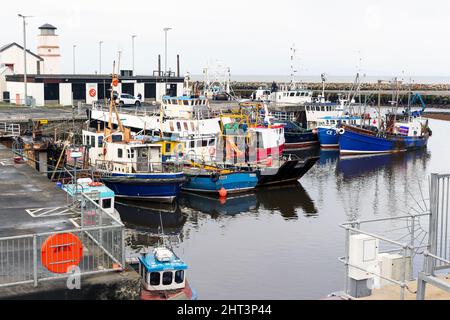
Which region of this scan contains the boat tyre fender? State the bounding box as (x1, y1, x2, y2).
(337, 128, 345, 135)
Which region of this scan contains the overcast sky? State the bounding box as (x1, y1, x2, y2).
(2, 0, 450, 78)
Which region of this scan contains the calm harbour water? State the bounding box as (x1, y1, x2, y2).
(117, 118, 449, 300)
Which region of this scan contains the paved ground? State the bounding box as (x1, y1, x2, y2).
(0, 144, 76, 237)
(0, 106, 87, 123)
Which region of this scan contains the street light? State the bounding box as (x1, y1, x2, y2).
(131, 35, 137, 76)
(18, 14, 32, 106)
(99, 41, 103, 74)
(72, 45, 76, 74)
(163, 27, 172, 76)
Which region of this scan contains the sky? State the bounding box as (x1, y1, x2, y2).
(2, 0, 450, 78)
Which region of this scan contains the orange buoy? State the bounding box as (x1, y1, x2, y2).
(218, 187, 227, 198)
(89, 181, 103, 187)
(41, 233, 83, 274)
(112, 77, 119, 87)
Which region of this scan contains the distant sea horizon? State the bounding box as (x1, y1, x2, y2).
(190, 74, 450, 84)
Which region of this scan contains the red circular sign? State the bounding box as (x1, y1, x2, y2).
(41, 233, 83, 274)
(89, 88, 97, 97)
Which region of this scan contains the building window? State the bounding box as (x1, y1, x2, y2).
(150, 272, 160, 286)
(162, 271, 173, 285)
(175, 270, 184, 284)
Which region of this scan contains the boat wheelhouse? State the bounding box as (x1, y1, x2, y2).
(138, 247, 197, 300)
(162, 95, 209, 119)
(82, 129, 185, 202)
(269, 86, 313, 105)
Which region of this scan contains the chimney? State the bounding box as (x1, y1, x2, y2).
(158, 55, 161, 76)
(177, 54, 180, 77)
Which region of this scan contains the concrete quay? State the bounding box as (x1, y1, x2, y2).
(0, 143, 140, 299)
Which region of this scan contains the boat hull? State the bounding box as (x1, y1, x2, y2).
(317, 127, 339, 149)
(100, 173, 185, 203)
(140, 282, 197, 300)
(182, 172, 258, 194)
(283, 132, 318, 150)
(339, 127, 429, 155)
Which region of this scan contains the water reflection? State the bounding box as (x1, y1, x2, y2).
(255, 183, 318, 219)
(178, 192, 259, 218)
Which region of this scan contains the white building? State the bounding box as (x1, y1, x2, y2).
(37, 24, 61, 74)
(0, 42, 43, 75)
(1, 23, 184, 105)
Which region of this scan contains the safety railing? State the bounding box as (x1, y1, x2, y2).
(94, 159, 184, 174)
(339, 212, 430, 300)
(0, 122, 21, 137)
(0, 193, 124, 289)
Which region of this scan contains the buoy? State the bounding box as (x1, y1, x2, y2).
(41, 233, 83, 274)
(218, 187, 227, 198)
(219, 197, 226, 205)
(89, 181, 103, 187)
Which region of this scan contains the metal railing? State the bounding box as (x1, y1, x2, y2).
(0, 122, 21, 137)
(0, 193, 124, 288)
(94, 159, 183, 174)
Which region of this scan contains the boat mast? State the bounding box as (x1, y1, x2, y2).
(290, 44, 296, 90)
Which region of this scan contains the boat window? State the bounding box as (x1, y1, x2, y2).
(171, 99, 177, 105)
(118, 149, 123, 158)
(102, 198, 112, 209)
(165, 143, 171, 153)
(162, 271, 173, 285)
(196, 140, 202, 148)
(202, 140, 208, 147)
(190, 140, 195, 148)
(169, 122, 174, 131)
(112, 135, 122, 142)
(190, 122, 195, 131)
(98, 136, 103, 147)
(208, 139, 215, 146)
(150, 272, 160, 286)
(290, 92, 295, 97)
(90, 136, 96, 148)
(183, 100, 189, 106)
(175, 270, 184, 284)
(176, 122, 181, 131)
(183, 122, 189, 131)
(296, 92, 300, 96)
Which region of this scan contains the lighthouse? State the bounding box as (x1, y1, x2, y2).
(37, 23, 61, 74)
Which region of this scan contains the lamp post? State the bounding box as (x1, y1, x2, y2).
(163, 27, 172, 76)
(99, 41, 103, 74)
(18, 14, 32, 106)
(131, 35, 136, 76)
(72, 44, 76, 74)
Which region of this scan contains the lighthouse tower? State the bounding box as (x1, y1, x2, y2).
(37, 24, 61, 74)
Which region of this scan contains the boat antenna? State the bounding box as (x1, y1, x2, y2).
(290, 44, 296, 90)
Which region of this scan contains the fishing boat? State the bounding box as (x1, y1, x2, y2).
(182, 161, 259, 194)
(273, 120, 318, 150)
(84, 63, 185, 203)
(138, 247, 197, 300)
(317, 115, 362, 149)
(339, 83, 432, 155)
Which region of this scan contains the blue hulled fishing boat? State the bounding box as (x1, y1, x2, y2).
(182, 162, 258, 194)
(317, 116, 361, 149)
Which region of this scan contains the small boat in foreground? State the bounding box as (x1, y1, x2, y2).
(138, 247, 197, 300)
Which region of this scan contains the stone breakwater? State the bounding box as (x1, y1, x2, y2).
(224, 82, 450, 107)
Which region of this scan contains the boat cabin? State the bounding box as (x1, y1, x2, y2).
(62, 178, 116, 216)
(138, 247, 188, 292)
(317, 116, 361, 128)
(82, 130, 167, 174)
(162, 95, 209, 119)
